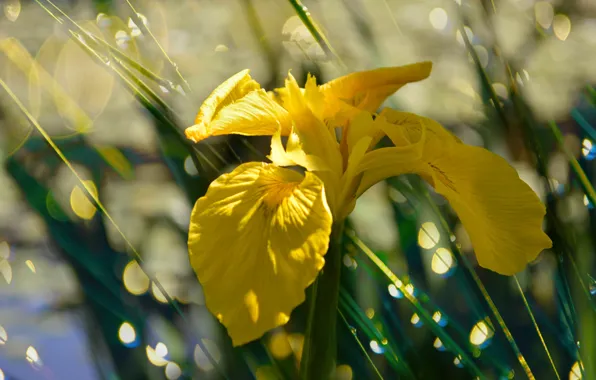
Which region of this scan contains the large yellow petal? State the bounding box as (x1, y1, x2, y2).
(429, 145, 551, 275)
(188, 162, 333, 346)
(320, 62, 433, 123)
(186, 71, 291, 142)
(353, 111, 551, 275)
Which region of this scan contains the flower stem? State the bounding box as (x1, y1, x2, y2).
(300, 223, 344, 380)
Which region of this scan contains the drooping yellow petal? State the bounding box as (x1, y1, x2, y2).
(428, 145, 551, 275)
(188, 162, 333, 346)
(320, 62, 433, 123)
(186, 71, 291, 142)
(354, 110, 551, 275)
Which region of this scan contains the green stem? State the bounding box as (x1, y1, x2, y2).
(300, 223, 344, 380)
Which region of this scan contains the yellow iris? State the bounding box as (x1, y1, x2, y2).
(185, 63, 552, 346)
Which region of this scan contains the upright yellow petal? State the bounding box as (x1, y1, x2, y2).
(320, 62, 432, 123)
(186, 71, 291, 142)
(188, 162, 333, 346)
(274, 73, 343, 211)
(354, 111, 551, 275)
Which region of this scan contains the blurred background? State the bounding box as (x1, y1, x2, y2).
(1, 0, 596, 379)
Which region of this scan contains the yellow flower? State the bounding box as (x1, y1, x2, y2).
(186, 65, 551, 346)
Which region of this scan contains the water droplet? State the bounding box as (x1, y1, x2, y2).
(469, 319, 494, 348)
(26, 346, 42, 369)
(0, 325, 7, 344)
(453, 356, 464, 368)
(175, 84, 186, 96)
(96, 13, 111, 28)
(349, 326, 357, 335)
(165, 362, 182, 380)
(589, 275, 596, 296)
(369, 340, 385, 354)
(115, 30, 131, 49)
(4, 0, 21, 22)
(388, 284, 403, 298)
(410, 313, 423, 327)
(582, 139, 596, 160)
(136, 13, 148, 26)
(118, 322, 138, 347)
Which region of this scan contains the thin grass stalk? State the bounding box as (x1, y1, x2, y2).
(338, 310, 385, 380)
